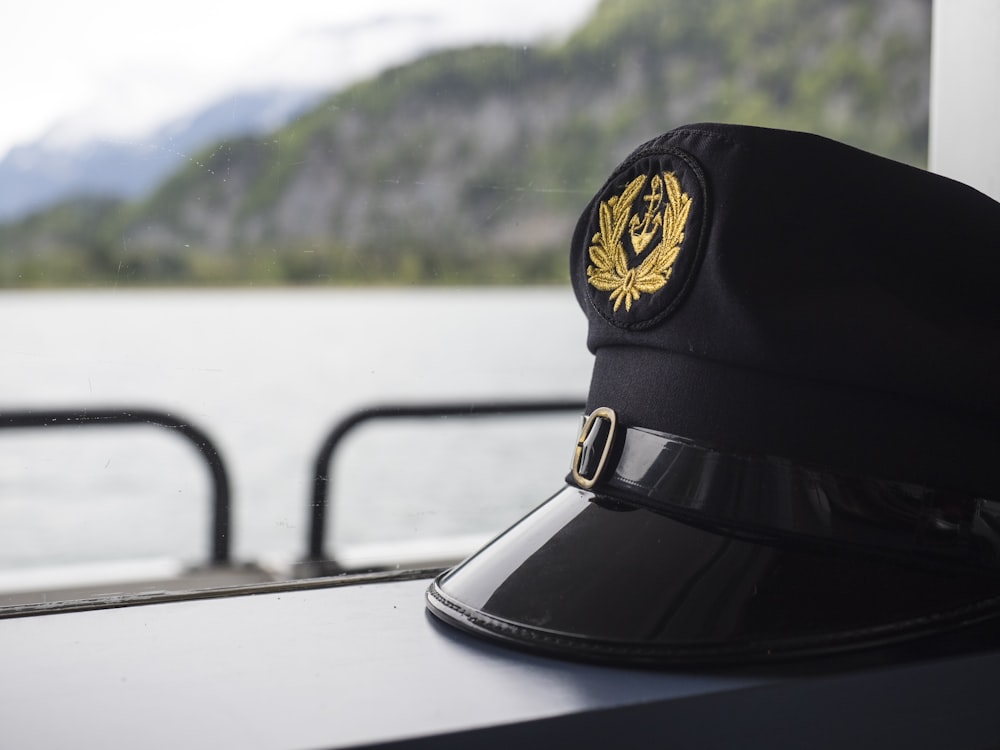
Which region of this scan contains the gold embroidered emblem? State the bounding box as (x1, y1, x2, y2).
(586, 171, 692, 312)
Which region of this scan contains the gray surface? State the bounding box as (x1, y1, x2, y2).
(3, 576, 1000, 749)
(0, 578, 763, 749)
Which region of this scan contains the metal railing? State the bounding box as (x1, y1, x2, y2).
(307, 399, 585, 566)
(2, 401, 587, 573)
(0, 408, 231, 564)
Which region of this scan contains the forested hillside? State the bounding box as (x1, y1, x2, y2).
(1, 0, 931, 286)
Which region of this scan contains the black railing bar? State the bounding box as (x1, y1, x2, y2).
(0, 408, 231, 565)
(307, 399, 586, 564)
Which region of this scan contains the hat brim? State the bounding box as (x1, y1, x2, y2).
(426, 486, 1000, 665)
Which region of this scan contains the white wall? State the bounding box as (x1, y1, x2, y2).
(929, 0, 1000, 201)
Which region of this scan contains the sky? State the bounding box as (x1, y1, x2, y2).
(1, 0, 599, 158)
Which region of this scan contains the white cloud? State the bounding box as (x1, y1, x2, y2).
(1, 0, 598, 156)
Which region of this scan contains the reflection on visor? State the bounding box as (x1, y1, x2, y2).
(428, 487, 1000, 664)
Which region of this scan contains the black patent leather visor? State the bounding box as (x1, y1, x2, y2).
(427, 487, 1000, 665)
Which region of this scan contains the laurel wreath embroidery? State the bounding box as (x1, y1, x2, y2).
(586, 171, 692, 312)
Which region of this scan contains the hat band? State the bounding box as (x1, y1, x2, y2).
(568, 413, 1000, 571)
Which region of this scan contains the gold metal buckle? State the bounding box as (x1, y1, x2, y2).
(571, 407, 617, 489)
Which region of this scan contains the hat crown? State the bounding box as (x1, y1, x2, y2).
(570, 123, 1000, 494)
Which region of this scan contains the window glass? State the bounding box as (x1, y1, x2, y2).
(0, 0, 934, 609)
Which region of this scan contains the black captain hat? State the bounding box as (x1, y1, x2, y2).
(426, 123, 1000, 664)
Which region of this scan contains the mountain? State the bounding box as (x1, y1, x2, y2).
(0, 88, 320, 222)
(1, 0, 932, 287)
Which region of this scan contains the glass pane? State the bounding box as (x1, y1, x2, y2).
(0, 0, 938, 609)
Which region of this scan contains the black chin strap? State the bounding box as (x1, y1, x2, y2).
(569, 409, 1000, 571)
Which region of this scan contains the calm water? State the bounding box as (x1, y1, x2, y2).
(0, 287, 593, 571)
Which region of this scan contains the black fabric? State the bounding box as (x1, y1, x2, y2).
(585, 346, 999, 497)
(570, 124, 1000, 495)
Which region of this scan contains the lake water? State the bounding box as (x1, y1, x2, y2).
(0, 287, 594, 572)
